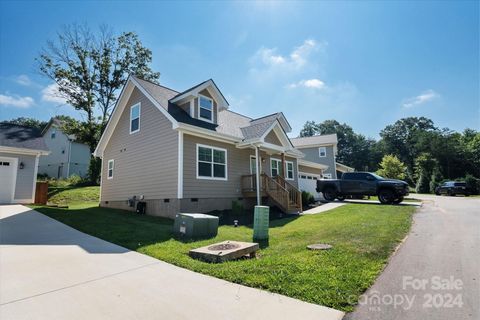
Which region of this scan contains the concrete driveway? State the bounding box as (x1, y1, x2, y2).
(0, 205, 344, 320)
(346, 194, 480, 320)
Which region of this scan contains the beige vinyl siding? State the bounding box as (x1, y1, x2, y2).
(178, 101, 191, 115)
(101, 87, 178, 201)
(264, 130, 283, 146)
(183, 134, 253, 198)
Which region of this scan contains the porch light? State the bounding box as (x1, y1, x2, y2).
(19, 162, 25, 169)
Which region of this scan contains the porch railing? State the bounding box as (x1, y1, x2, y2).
(241, 173, 302, 213)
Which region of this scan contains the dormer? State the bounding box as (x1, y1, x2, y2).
(169, 79, 229, 125)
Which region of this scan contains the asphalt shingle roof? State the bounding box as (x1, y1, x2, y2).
(133, 76, 288, 141)
(291, 134, 338, 147)
(0, 123, 49, 151)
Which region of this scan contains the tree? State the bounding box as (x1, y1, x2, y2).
(37, 24, 159, 183)
(4, 117, 48, 131)
(36, 24, 160, 152)
(414, 153, 438, 193)
(376, 155, 407, 180)
(379, 117, 437, 173)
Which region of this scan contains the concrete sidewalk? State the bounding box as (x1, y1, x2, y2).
(0, 205, 344, 320)
(302, 202, 346, 214)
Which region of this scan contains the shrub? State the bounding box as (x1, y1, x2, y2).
(231, 200, 245, 216)
(429, 167, 443, 193)
(301, 191, 315, 206)
(464, 174, 480, 195)
(376, 154, 407, 180)
(415, 173, 430, 194)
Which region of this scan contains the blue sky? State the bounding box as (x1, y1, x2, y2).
(0, 1, 478, 137)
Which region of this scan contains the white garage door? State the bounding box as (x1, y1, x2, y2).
(0, 157, 17, 203)
(298, 172, 322, 200)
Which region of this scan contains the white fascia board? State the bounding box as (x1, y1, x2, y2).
(176, 123, 241, 145)
(0, 146, 50, 156)
(170, 80, 229, 110)
(298, 159, 329, 170)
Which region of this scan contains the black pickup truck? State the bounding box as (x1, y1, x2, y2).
(316, 172, 409, 204)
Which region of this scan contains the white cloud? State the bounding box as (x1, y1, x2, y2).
(41, 83, 67, 104)
(15, 74, 32, 86)
(249, 39, 326, 74)
(288, 78, 326, 89)
(0, 94, 35, 108)
(402, 90, 439, 108)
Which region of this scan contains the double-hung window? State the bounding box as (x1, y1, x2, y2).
(198, 95, 213, 122)
(270, 159, 282, 177)
(286, 161, 294, 180)
(197, 144, 227, 180)
(130, 103, 141, 134)
(107, 159, 114, 179)
(319, 147, 326, 157)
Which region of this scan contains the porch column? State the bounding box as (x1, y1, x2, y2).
(281, 152, 286, 179)
(255, 146, 261, 206)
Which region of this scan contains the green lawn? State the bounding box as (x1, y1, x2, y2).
(31, 201, 416, 312)
(47, 186, 100, 205)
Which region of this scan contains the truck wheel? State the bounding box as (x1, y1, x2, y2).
(393, 196, 404, 204)
(378, 189, 394, 204)
(323, 188, 337, 202)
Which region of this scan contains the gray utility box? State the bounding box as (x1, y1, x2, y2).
(173, 213, 219, 239)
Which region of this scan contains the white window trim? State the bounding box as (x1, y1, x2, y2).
(270, 158, 282, 177)
(319, 146, 327, 158)
(286, 160, 294, 181)
(130, 103, 141, 134)
(107, 159, 114, 179)
(196, 143, 228, 181)
(198, 94, 214, 123)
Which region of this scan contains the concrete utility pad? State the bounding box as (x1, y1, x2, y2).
(189, 240, 259, 263)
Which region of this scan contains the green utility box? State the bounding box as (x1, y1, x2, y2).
(253, 206, 270, 240)
(173, 213, 219, 239)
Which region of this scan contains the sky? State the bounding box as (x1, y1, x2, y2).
(0, 0, 478, 138)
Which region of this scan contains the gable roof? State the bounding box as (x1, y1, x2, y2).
(0, 123, 49, 153)
(95, 75, 301, 157)
(290, 134, 338, 148)
(170, 79, 229, 110)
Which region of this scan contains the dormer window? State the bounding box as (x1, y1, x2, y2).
(198, 95, 213, 122)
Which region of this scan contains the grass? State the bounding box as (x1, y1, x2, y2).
(47, 186, 100, 206)
(31, 201, 416, 312)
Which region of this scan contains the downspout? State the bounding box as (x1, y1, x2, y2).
(66, 139, 72, 177)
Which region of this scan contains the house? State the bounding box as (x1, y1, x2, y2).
(0, 123, 49, 204)
(38, 118, 91, 178)
(291, 134, 354, 199)
(94, 76, 329, 218)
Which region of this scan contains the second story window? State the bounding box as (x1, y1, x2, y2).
(319, 147, 326, 157)
(130, 103, 141, 134)
(51, 129, 56, 139)
(198, 95, 213, 122)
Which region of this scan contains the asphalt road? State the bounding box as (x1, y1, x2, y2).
(346, 194, 480, 320)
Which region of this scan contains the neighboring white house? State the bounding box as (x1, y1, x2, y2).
(38, 118, 91, 178)
(0, 123, 50, 204)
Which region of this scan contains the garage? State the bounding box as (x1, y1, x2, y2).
(298, 172, 322, 200)
(0, 157, 18, 203)
(0, 123, 49, 204)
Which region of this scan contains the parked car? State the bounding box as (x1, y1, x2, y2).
(316, 172, 409, 204)
(435, 181, 470, 196)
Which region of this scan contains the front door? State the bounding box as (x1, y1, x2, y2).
(0, 157, 17, 203)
